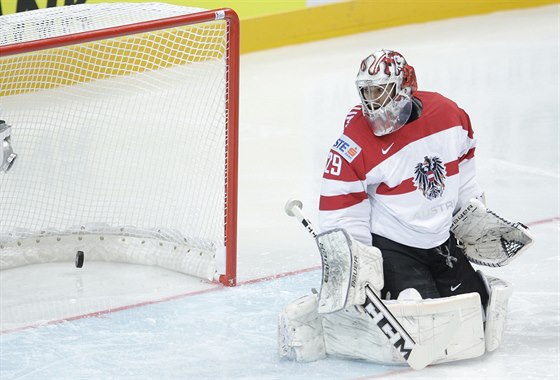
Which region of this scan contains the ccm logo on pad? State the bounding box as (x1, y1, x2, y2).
(332, 135, 361, 163)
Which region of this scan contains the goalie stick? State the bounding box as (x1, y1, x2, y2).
(284, 198, 459, 370)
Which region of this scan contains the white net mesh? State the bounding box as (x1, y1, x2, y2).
(0, 3, 236, 281)
(0, 3, 207, 44)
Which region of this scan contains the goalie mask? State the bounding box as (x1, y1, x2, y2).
(356, 50, 417, 136)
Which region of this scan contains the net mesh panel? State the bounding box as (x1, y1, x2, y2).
(0, 3, 232, 278)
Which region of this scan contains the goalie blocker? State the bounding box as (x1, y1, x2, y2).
(279, 228, 515, 365)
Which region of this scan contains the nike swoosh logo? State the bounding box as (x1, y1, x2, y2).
(450, 283, 462, 292)
(381, 143, 394, 155)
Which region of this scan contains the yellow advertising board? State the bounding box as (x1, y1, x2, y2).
(1, 0, 558, 53)
(0, 0, 309, 18)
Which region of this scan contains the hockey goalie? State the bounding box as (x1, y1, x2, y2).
(278, 49, 534, 369)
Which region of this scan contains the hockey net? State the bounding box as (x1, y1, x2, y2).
(0, 3, 239, 286)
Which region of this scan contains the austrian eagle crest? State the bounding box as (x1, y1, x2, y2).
(413, 156, 446, 200)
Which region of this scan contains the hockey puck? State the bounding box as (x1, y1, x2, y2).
(75, 251, 84, 268)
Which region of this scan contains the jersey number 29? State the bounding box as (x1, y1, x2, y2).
(324, 152, 342, 176)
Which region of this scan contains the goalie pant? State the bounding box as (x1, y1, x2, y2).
(278, 272, 512, 365)
(373, 232, 489, 305)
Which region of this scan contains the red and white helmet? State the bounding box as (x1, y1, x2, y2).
(356, 49, 417, 136)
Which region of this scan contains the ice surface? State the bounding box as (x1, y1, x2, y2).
(1, 4, 559, 379)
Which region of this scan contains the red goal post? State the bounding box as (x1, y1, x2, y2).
(0, 4, 239, 286)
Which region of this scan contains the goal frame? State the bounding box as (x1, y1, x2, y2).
(0, 8, 240, 287)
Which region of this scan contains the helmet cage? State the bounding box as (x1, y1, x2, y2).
(358, 82, 397, 113)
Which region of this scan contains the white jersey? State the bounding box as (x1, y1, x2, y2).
(319, 91, 483, 249)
